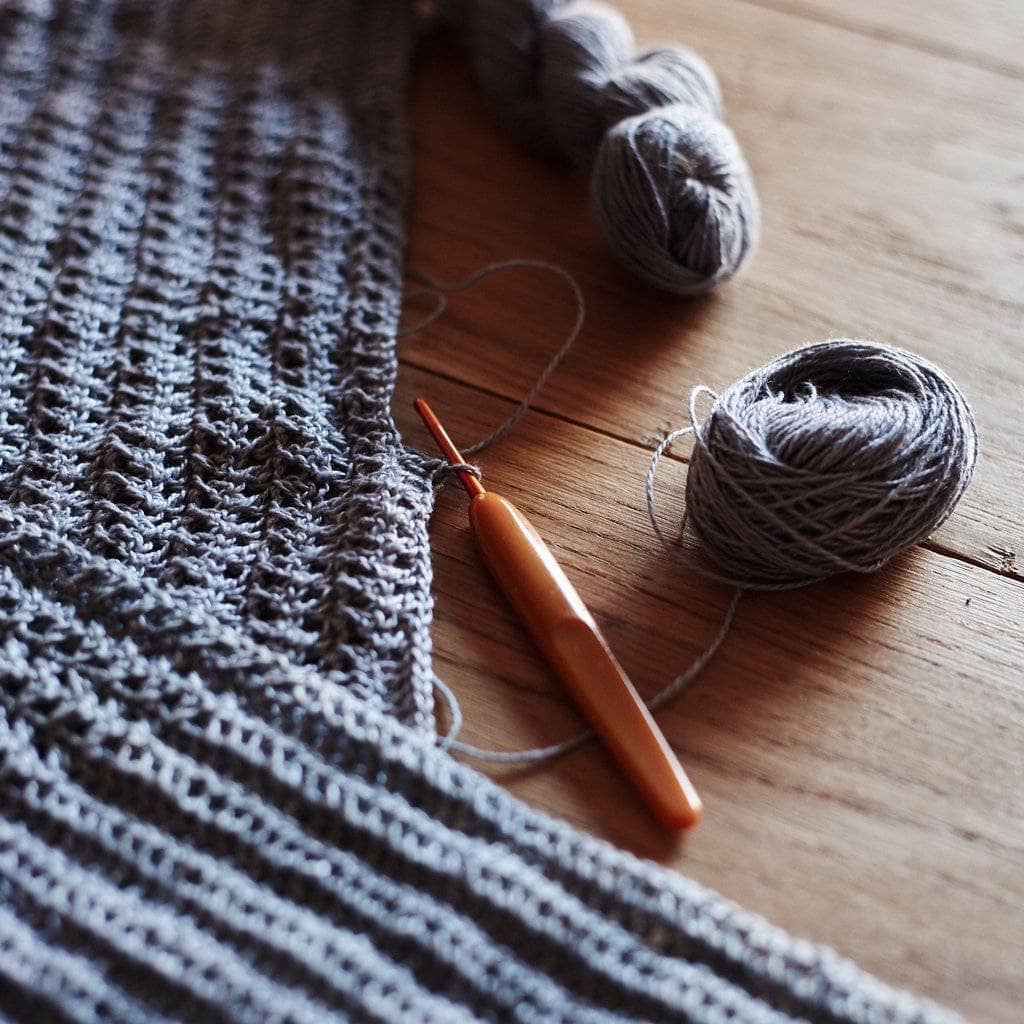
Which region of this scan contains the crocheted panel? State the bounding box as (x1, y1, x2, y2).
(0, 0, 437, 732)
(0, 506, 956, 1023)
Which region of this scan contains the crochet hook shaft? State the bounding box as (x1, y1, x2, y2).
(415, 398, 702, 830)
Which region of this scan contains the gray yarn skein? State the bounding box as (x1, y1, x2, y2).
(539, 1, 634, 164)
(593, 107, 758, 294)
(445, 0, 759, 295)
(684, 341, 978, 588)
(599, 45, 723, 124)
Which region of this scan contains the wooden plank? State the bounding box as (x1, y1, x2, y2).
(745, 0, 1024, 78)
(403, 2, 1024, 579)
(394, 364, 1024, 1024)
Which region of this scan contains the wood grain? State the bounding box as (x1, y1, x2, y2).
(746, 0, 1024, 77)
(396, 4, 1024, 1021)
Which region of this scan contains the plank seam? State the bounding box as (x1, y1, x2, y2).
(733, 0, 1024, 81)
(398, 358, 1024, 584)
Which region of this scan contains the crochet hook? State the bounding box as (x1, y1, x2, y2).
(415, 398, 702, 830)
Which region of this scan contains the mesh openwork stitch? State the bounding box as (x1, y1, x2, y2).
(0, 0, 434, 733)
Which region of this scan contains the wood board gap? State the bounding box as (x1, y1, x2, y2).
(400, 358, 1021, 584)
(734, 0, 1024, 80)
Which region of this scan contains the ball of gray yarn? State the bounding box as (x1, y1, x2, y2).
(685, 341, 978, 589)
(592, 105, 758, 294)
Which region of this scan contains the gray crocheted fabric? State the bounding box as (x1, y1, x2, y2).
(0, 2, 956, 1022)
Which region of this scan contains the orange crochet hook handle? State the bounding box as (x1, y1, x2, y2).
(416, 398, 702, 830)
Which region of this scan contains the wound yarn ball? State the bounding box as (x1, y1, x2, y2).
(443, 0, 759, 295)
(684, 341, 978, 589)
(592, 106, 758, 293)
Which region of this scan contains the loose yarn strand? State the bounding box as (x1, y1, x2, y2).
(434, 424, 744, 766)
(642, 387, 764, 590)
(433, 672, 595, 762)
(406, 260, 740, 764)
(642, 415, 746, 710)
(401, 258, 586, 456)
(644, 425, 695, 567)
(431, 587, 740, 764)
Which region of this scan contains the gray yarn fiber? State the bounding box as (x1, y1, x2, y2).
(0, 1, 960, 1022)
(446, 0, 759, 295)
(685, 341, 978, 588)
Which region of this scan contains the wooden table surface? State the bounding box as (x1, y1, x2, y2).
(394, 4, 1024, 1021)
